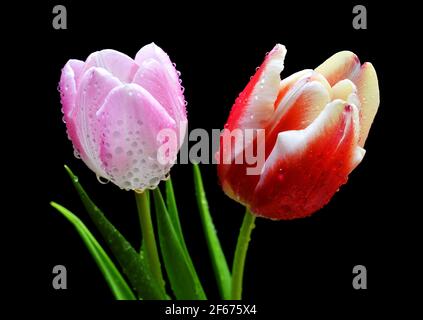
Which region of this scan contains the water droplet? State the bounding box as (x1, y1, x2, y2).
(73, 149, 81, 159)
(149, 177, 159, 185)
(127, 150, 133, 156)
(96, 175, 110, 184)
(277, 168, 284, 182)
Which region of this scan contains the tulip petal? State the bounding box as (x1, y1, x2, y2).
(59, 59, 86, 161)
(315, 51, 361, 86)
(351, 62, 380, 146)
(132, 57, 186, 133)
(96, 83, 177, 190)
(60, 59, 85, 117)
(82, 49, 139, 83)
(225, 44, 287, 131)
(332, 79, 356, 101)
(252, 100, 362, 219)
(74, 67, 122, 177)
(265, 72, 331, 156)
(134, 43, 180, 87)
(134, 43, 187, 146)
(218, 44, 287, 185)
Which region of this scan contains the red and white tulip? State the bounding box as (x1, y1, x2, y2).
(218, 44, 379, 219)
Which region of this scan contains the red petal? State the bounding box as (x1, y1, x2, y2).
(225, 44, 286, 132)
(218, 44, 286, 197)
(265, 71, 331, 158)
(251, 100, 363, 219)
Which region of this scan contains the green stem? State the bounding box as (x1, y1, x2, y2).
(231, 208, 256, 300)
(135, 190, 163, 286)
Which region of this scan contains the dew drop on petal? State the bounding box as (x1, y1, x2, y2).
(73, 149, 81, 159)
(149, 177, 159, 185)
(277, 168, 285, 182)
(96, 175, 110, 184)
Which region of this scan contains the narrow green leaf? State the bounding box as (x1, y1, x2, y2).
(64, 165, 168, 300)
(153, 188, 207, 300)
(50, 202, 136, 300)
(165, 178, 185, 247)
(193, 163, 231, 300)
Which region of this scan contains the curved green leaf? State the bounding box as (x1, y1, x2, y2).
(165, 179, 192, 263)
(64, 165, 168, 300)
(193, 163, 231, 299)
(153, 188, 207, 300)
(50, 202, 136, 300)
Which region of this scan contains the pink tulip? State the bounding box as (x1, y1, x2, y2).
(59, 43, 187, 191)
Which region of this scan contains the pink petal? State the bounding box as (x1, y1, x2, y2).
(73, 67, 122, 177)
(60, 59, 84, 117)
(134, 43, 180, 86)
(251, 100, 363, 219)
(59, 59, 85, 159)
(82, 49, 139, 83)
(132, 57, 186, 126)
(96, 83, 177, 190)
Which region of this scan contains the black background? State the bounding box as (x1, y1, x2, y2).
(10, 0, 418, 314)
